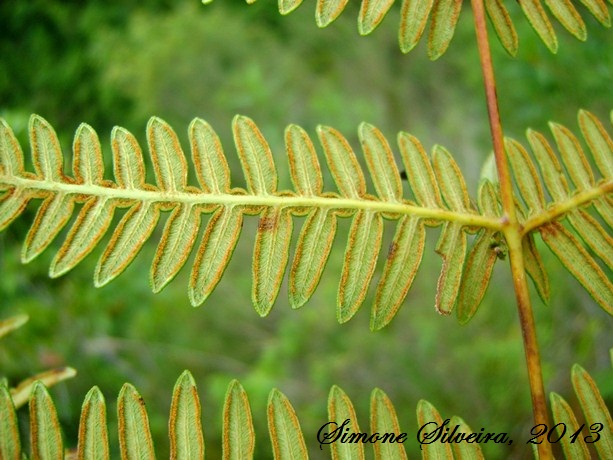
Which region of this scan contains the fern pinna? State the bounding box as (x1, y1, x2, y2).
(0, 110, 611, 329)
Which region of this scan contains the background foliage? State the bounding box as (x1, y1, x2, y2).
(0, 0, 611, 458)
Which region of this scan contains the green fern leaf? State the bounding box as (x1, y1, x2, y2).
(435, 222, 467, 315)
(370, 388, 407, 459)
(449, 416, 485, 459)
(522, 233, 550, 305)
(0, 383, 20, 460)
(328, 385, 365, 459)
(485, 0, 518, 56)
(579, 109, 613, 179)
(339, 211, 383, 322)
(222, 380, 255, 460)
(416, 399, 454, 458)
(571, 364, 613, 458)
(148, 117, 189, 193)
(550, 122, 595, 190)
(360, 122, 403, 203)
(191, 118, 232, 194)
(150, 204, 201, 293)
(371, 215, 425, 330)
(95, 202, 160, 287)
(252, 208, 293, 315)
(30, 382, 63, 460)
(457, 181, 501, 323)
(77, 386, 110, 460)
(540, 222, 612, 313)
(289, 208, 337, 309)
(234, 115, 277, 196)
(505, 138, 546, 216)
(189, 205, 243, 306)
(358, 0, 395, 35)
(316, 0, 348, 28)
(117, 383, 156, 459)
(318, 125, 367, 199)
(399, 0, 435, 53)
(169, 371, 205, 460)
(398, 131, 443, 211)
(550, 392, 591, 459)
(11, 367, 77, 409)
(279, 0, 303, 15)
(580, 0, 612, 26)
(428, 0, 463, 60)
(267, 388, 308, 459)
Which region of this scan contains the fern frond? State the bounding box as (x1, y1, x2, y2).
(2, 359, 611, 458)
(224, 0, 612, 57)
(1, 114, 501, 327)
(508, 110, 612, 314)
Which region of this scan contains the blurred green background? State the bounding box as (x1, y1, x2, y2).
(1, 0, 611, 458)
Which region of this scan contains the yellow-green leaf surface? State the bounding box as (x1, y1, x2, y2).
(522, 234, 550, 305)
(77, 386, 110, 460)
(433, 145, 470, 212)
(151, 204, 200, 293)
(111, 127, 147, 190)
(449, 416, 485, 459)
(286, 124, 323, 197)
(550, 122, 594, 190)
(50, 198, 117, 278)
(222, 380, 255, 460)
(22, 193, 77, 263)
(234, 115, 277, 195)
(505, 138, 546, 215)
(95, 203, 160, 287)
(571, 365, 613, 458)
(485, 0, 518, 56)
(527, 129, 569, 202)
(578, 0, 612, 26)
(0, 313, 29, 339)
(416, 400, 453, 459)
(11, 367, 77, 410)
(398, 132, 443, 209)
(428, 0, 462, 60)
(550, 392, 590, 460)
(169, 371, 204, 460)
(316, 0, 348, 27)
(328, 386, 365, 460)
(148, 117, 188, 193)
(190, 118, 231, 194)
(435, 222, 467, 315)
(279, 0, 303, 15)
(0, 118, 25, 177)
(30, 382, 63, 460)
(519, 0, 558, 52)
(73, 123, 104, 185)
(359, 0, 395, 35)
(399, 0, 435, 53)
(318, 125, 366, 199)
(252, 208, 293, 315)
(544, 0, 586, 40)
(189, 206, 243, 306)
(567, 209, 613, 267)
(30, 115, 65, 181)
(371, 216, 425, 330)
(579, 109, 613, 179)
(0, 383, 20, 460)
(360, 122, 402, 202)
(117, 383, 156, 459)
(267, 389, 307, 460)
(370, 388, 407, 460)
(338, 211, 383, 322)
(289, 209, 337, 308)
(0, 188, 34, 230)
(540, 222, 612, 313)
